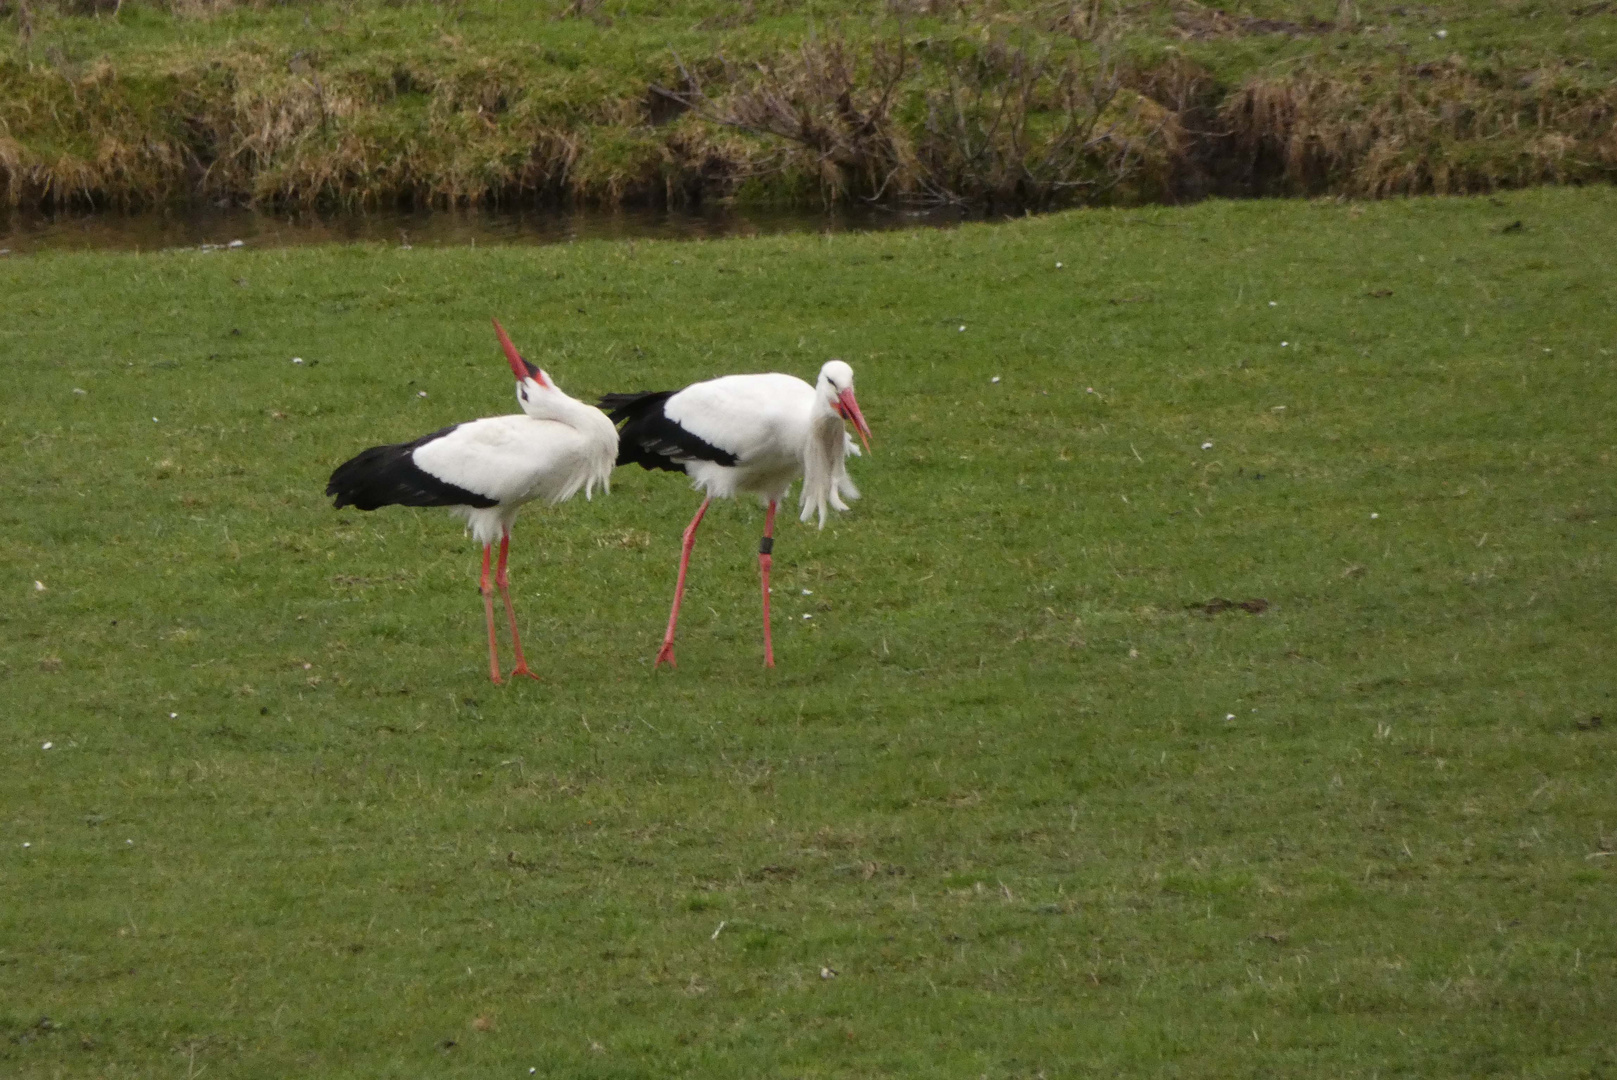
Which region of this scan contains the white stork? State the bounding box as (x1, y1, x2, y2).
(326, 319, 617, 683)
(600, 360, 873, 669)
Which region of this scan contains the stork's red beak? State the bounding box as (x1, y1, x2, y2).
(492, 318, 547, 387)
(838, 388, 873, 453)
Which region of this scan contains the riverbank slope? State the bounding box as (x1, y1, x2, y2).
(3, 0, 1615, 210)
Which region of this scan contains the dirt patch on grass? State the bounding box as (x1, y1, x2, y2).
(1189, 597, 1270, 616)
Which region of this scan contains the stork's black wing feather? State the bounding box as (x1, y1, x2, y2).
(598, 390, 738, 473)
(326, 424, 501, 511)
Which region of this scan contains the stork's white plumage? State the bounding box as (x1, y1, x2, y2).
(327, 319, 617, 683)
(601, 360, 873, 669)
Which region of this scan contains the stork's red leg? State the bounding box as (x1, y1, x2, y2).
(497, 532, 541, 681)
(656, 496, 711, 670)
(759, 500, 777, 669)
(479, 543, 502, 684)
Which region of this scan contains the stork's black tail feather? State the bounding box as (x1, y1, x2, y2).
(598, 391, 671, 422)
(326, 424, 499, 511)
(597, 390, 739, 473)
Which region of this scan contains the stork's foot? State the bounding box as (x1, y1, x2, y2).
(654, 642, 677, 670)
(509, 664, 542, 682)
(489, 672, 504, 685)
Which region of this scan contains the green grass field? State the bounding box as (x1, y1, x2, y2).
(3, 186, 1615, 1076)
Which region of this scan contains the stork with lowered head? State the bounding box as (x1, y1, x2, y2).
(600, 359, 873, 669)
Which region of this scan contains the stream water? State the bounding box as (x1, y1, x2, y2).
(0, 202, 987, 255)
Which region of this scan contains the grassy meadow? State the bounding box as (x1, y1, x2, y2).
(3, 186, 1617, 1076)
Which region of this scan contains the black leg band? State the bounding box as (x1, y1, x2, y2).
(759, 536, 774, 555)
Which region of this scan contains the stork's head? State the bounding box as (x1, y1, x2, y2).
(817, 358, 873, 453)
(492, 318, 555, 415)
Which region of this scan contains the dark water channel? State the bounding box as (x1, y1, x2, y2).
(0, 202, 986, 255)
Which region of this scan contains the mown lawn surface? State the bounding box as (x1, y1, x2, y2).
(2, 187, 1615, 1077)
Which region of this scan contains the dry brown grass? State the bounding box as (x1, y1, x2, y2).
(0, 47, 603, 209)
(913, 35, 1177, 207)
(652, 32, 1174, 208)
(1221, 61, 1617, 197)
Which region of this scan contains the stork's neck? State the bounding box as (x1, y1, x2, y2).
(512, 380, 619, 502)
(811, 388, 845, 427)
(520, 382, 583, 423)
(518, 382, 619, 451)
(800, 392, 851, 527)
(541, 388, 598, 428)
(807, 393, 848, 460)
